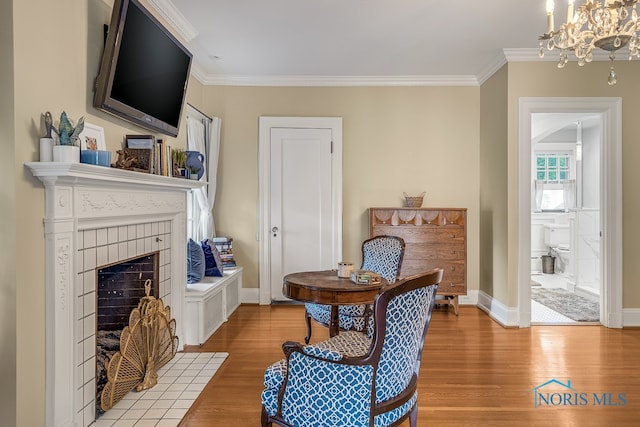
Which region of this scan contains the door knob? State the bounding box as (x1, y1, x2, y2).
(272, 226, 279, 237)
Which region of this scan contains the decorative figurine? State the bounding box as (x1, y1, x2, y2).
(52, 111, 85, 146)
(42, 111, 55, 138)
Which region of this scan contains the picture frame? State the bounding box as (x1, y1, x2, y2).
(126, 134, 155, 149)
(79, 122, 106, 151)
(113, 148, 153, 173)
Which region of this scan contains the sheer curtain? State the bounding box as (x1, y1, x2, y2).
(533, 180, 544, 212)
(533, 179, 576, 212)
(563, 179, 576, 210)
(186, 110, 221, 240)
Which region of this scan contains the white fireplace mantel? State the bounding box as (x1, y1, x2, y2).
(26, 162, 205, 427)
(26, 162, 206, 190)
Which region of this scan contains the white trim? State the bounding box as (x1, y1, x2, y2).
(189, 48, 630, 88)
(241, 287, 260, 305)
(147, 0, 199, 42)
(258, 117, 343, 305)
(458, 290, 479, 306)
(476, 51, 508, 85)
(477, 291, 519, 328)
(517, 98, 623, 328)
(623, 309, 640, 327)
(190, 72, 479, 87)
(504, 47, 617, 62)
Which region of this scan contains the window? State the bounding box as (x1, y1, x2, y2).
(536, 152, 570, 182)
(534, 151, 575, 212)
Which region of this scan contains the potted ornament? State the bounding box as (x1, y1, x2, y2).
(51, 111, 84, 163)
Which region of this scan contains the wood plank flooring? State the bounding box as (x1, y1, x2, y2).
(180, 305, 640, 426)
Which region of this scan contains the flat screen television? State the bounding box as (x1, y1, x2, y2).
(94, 0, 193, 137)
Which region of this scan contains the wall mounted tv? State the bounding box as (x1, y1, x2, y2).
(94, 0, 193, 137)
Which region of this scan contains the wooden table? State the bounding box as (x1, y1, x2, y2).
(283, 270, 387, 338)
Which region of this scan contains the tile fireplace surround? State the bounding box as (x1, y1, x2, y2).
(27, 162, 205, 427)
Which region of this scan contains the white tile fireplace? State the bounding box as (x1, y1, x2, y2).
(27, 162, 204, 427)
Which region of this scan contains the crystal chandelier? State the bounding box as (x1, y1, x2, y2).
(539, 0, 640, 85)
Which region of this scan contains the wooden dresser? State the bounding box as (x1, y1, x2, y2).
(369, 207, 467, 314)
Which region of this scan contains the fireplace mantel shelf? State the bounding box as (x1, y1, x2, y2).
(26, 162, 207, 190)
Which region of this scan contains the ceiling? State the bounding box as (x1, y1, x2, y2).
(532, 113, 602, 144)
(157, 0, 549, 86)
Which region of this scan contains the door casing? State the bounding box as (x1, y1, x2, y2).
(518, 97, 622, 328)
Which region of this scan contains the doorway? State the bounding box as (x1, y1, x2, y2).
(530, 113, 602, 324)
(258, 117, 343, 304)
(517, 98, 623, 328)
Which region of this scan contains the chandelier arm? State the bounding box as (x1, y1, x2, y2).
(619, 19, 637, 33)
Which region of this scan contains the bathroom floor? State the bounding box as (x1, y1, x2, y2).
(530, 273, 598, 325)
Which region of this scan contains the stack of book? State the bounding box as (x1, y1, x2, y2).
(152, 139, 172, 177)
(210, 237, 236, 269)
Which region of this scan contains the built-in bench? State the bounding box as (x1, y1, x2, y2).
(184, 267, 243, 345)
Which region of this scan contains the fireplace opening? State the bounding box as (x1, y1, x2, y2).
(95, 252, 159, 418)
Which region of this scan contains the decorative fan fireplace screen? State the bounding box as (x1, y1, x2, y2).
(100, 279, 178, 411)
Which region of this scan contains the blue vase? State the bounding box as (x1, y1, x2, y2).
(185, 151, 205, 180)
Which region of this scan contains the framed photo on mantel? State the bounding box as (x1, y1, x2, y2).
(79, 122, 106, 151)
(125, 134, 155, 149)
(113, 148, 152, 173)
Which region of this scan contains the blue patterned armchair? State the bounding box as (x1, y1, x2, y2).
(262, 268, 442, 427)
(304, 235, 405, 344)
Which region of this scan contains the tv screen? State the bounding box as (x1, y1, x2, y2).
(94, 0, 192, 137)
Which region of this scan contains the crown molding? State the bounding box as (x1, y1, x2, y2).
(504, 47, 616, 62)
(476, 51, 508, 85)
(188, 47, 629, 88)
(190, 68, 479, 87)
(147, 0, 198, 42)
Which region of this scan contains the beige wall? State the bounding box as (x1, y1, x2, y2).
(505, 60, 640, 309)
(479, 65, 509, 303)
(202, 86, 481, 292)
(9, 1, 196, 425)
(1, 0, 16, 425)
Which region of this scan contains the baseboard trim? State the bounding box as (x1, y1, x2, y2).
(477, 291, 519, 328)
(241, 287, 260, 304)
(623, 309, 640, 327)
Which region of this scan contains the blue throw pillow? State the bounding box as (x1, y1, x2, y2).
(187, 238, 206, 284)
(202, 239, 224, 277)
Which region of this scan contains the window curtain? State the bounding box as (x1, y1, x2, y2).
(187, 114, 221, 240)
(533, 179, 576, 212)
(563, 179, 576, 210)
(533, 180, 544, 212)
(205, 117, 221, 238)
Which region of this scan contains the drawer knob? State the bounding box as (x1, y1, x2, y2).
(449, 233, 455, 238)
(449, 282, 455, 287)
(450, 250, 456, 254)
(450, 266, 455, 271)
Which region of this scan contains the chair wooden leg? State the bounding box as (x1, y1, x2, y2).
(304, 309, 312, 344)
(261, 406, 273, 427)
(409, 404, 418, 427)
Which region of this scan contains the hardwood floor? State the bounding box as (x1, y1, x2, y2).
(180, 304, 640, 426)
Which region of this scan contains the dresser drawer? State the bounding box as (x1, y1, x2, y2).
(404, 243, 465, 260)
(372, 226, 464, 244)
(401, 259, 465, 278)
(436, 279, 466, 295)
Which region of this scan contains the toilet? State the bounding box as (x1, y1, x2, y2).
(543, 223, 570, 274)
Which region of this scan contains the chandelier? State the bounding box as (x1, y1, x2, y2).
(539, 0, 640, 85)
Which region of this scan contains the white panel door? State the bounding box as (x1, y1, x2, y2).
(269, 127, 334, 301)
